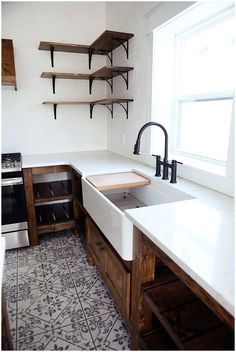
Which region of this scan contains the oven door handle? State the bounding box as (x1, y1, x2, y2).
(1, 177, 23, 186)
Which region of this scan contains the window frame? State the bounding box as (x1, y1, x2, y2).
(151, 1, 235, 196)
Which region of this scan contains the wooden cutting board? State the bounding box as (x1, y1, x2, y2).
(86, 171, 150, 191)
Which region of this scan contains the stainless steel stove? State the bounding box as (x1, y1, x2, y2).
(1, 153, 29, 249)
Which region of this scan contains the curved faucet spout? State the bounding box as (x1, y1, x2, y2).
(133, 121, 169, 161)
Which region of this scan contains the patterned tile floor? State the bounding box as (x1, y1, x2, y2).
(2, 231, 131, 350)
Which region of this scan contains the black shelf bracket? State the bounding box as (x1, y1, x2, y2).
(89, 77, 113, 94)
(116, 101, 129, 119)
(112, 38, 129, 59)
(89, 50, 113, 69)
(104, 78, 113, 93)
(90, 103, 95, 119)
(52, 75, 56, 94)
(103, 103, 114, 119)
(90, 102, 114, 119)
(53, 104, 57, 120)
(88, 49, 94, 69)
(50, 46, 54, 67)
(115, 71, 129, 89)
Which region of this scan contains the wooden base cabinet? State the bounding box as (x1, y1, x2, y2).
(131, 227, 234, 350)
(86, 216, 131, 323)
(23, 165, 85, 245)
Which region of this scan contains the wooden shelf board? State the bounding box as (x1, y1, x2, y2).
(41, 66, 133, 80)
(39, 41, 90, 54)
(90, 30, 134, 52)
(90, 66, 134, 79)
(39, 31, 134, 55)
(41, 72, 90, 79)
(42, 98, 134, 105)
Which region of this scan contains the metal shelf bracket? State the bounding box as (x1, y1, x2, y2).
(53, 104, 57, 120)
(50, 46, 54, 67)
(103, 103, 114, 119)
(52, 75, 56, 94)
(112, 38, 129, 59)
(115, 71, 129, 89)
(116, 101, 129, 119)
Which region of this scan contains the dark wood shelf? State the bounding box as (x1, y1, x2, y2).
(42, 98, 134, 119)
(41, 66, 133, 94)
(34, 180, 72, 204)
(39, 30, 134, 68)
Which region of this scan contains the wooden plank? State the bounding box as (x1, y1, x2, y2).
(39, 41, 90, 53)
(62, 202, 74, 219)
(37, 220, 75, 235)
(49, 181, 67, 197)
(160, 299, 223, 348)
(90, 66, 134, 79)
(41, 72, 90, 79)
(139, 326, 177, 350)
(31, 165, 71, 175)
(143, 279, 197, 314)
(51, 203, 68, 222)
(34, 182, 53, 199)
(90, 30, 134, 52)
(36, 205, 54, 224)
(86, 171, 150, 191)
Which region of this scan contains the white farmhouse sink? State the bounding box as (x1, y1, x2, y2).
(82, 175, 194, 261)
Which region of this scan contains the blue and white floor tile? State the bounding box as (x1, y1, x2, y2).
(3, 231, 131, 350)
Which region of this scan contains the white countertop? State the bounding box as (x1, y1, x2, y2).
(22, 150, 234, 316)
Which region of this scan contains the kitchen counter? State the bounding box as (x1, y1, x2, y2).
(22, 150, 234, 316)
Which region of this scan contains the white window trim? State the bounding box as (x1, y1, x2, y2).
(151, 1, 234, 197)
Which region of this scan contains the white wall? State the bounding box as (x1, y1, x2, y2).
(2, 1, 107, 155)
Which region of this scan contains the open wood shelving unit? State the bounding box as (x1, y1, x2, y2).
(42, 98, 134, 119)
(41, 66, 134, 94)
(131, 228, 234, 350)
(40, 30, 134, 119)
(39, 30, 134, 69)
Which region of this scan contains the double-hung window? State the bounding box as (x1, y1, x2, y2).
(151, 2, 235, 194)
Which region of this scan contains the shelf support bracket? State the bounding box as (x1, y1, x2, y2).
(103, 103, 114, 119)
(88, 49, 94, 69)
(90, 103, 95, 119)
(50, 46, 54, 67)
(52, 75, 56, 94)
(89, 78, 94, 95)
(116, 101, 129, 119)
(113, 38, 129, 59)
(103, 78, 113, 93)
(115, 71, 129, 89)
(53, 104, 57, 120)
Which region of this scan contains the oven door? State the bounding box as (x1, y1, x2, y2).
(1, 176, 29, 248)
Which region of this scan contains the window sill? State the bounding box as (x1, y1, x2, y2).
(169, 152, 225, 176)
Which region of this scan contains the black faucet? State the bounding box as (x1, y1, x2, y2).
(133, 122, 182, 183)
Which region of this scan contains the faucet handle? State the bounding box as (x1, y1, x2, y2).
(170, 160, 183, 183)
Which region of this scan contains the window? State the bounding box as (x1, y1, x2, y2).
(174, 13, 234, 164)
(151, 2, 235, 194)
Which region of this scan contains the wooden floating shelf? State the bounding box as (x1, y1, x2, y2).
(41, 66, 134, 94)
(39, 30, 134, 68)
(42, 98, 134, 119)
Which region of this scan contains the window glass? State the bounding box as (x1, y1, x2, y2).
(177, 99, 233, 162)
(179, 16, 235, 96)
